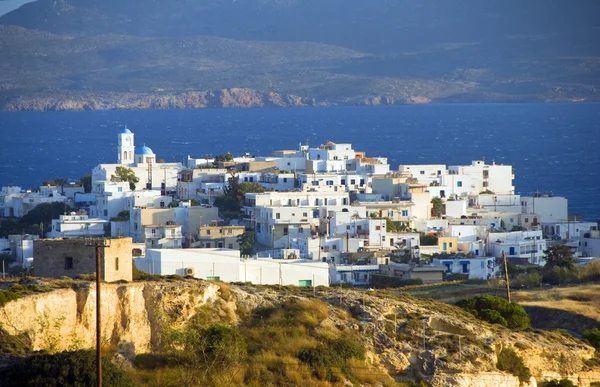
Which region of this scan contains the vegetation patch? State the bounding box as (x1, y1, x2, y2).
(456, 295, 530, 330)
(3, 350, 134, 387)
(496, 347, 531, 383)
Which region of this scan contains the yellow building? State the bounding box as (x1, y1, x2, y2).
(438, 237, 458, 254)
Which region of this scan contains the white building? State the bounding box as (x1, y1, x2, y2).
(91, 128, 184, 196)
(488, 230, 546, 265)
(135, 248, 329, 286)
(521, 195, 568, 223)
(579, 227, 600, 257)
(144, 224, 183, 249)
(329, 264, 381, 287)
(542, 221, 597, 240)
(47, 212, 107, 238)
(0, 186, 68, 218)
(433, 256, 498, 280)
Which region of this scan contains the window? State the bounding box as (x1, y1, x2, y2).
(299, 227, 304, 233)
(205, 242, 211, 248)
(115, 257, 119, 271)
(402, 210, 408, 217)
(525, 218, 529, 223)
(118, 187, 123, 192)
(218, 242, 223, 248)
(64, 257, 73, 270)
(152, 229, 156, 234)
(449, 242, 453, 248)
(341, 179, 346, 185)
(103, 210, 108, 217)
(457, 181, 463, 187)
(206, 230, 211, 235)
(346, 225, 350, 230)
(350, 179, 356, 185)
(359, 179, 365, 186)
(228, 244, 233, 249)
(332, 245, 337, 250)
(283, 227, 289, 235)
(303, 212, 308, 217)
(283, 178, 288, 183)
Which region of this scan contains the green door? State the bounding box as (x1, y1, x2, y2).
(298, 280, 312, 287)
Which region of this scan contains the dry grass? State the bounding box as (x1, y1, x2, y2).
(513, 284, 600, 321)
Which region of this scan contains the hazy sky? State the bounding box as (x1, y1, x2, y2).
(0, 0, 34, 17)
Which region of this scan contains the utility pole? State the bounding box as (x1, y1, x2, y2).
(271, 225, 275, 258)
(94, 241, 103, 387)
(502, 251, 511, 302)
(85, 238, 110, 387)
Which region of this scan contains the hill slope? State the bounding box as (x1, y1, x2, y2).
(0, 279, 599, 386)
(1, 0, 600, 110)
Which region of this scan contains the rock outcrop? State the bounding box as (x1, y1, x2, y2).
(0, 280, 598, 386)
(1, 88, 316, 112)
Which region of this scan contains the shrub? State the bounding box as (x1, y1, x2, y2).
(582, 328, 600, 351)
(4, 350, 134, 387)
(456, 295, 530, 330)
(496, 347, 531, 383)
(541, 379, 577, 387)
(0, 290, 21, 307)
(298, 334, 365, 380)
(0, 326, 32, 355)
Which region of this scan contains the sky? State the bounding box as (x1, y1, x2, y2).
(0, 0, 34, 17)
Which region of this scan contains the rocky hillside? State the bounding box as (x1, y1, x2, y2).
(1, 0, 600, 110)
(0, 278, 598, 386)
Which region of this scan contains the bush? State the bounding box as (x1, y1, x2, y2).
(456, 295, 530, 330)
(4, 350, 134, 387)
(298, 334, 366, 380)
(540, 379, 577, 387)
(542, 266, 578, 285)
(583, 328, 600, 351)
(0, 290, 21, 307)
(496, 347, 531, 383)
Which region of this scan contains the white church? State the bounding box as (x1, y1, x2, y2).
(89, 127, 184, 219)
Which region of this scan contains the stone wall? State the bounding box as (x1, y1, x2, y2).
(33, 238, 132, 282)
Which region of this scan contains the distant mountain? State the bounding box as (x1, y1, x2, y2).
(1, 0, 600, 110)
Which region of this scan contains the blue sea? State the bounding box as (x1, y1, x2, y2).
(0, 104, 599, 221)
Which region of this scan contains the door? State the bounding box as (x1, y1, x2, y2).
(509, 247, 515, 255)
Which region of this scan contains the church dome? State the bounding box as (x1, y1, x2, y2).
(119, 127, 132, 134)
(136, 145, 154, 155)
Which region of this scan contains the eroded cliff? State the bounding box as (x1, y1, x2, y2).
(0, 279, 598, 386)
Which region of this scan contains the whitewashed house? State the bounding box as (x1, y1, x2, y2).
(47, 212, 108, 238)
(433, 256, 498, 280)
(135, 248, 329, 286)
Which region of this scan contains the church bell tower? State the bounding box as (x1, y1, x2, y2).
(117, 127, 135, 164)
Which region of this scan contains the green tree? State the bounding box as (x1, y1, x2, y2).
(214, 173, 266, 219)
(238, 231, 256, 255)
(111, 166, 139, 191)
(582, 328, 600, 351)
(79, 174, 92, 193)
(431, 197, 443, 218)
(20, 202, 75, 237)
(456, 295, 530, 330)
(421, 233, 438, 246)
(212, 152, 234, 167)
(4, 350, 134, 387)
(544, 245, 575, 269)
